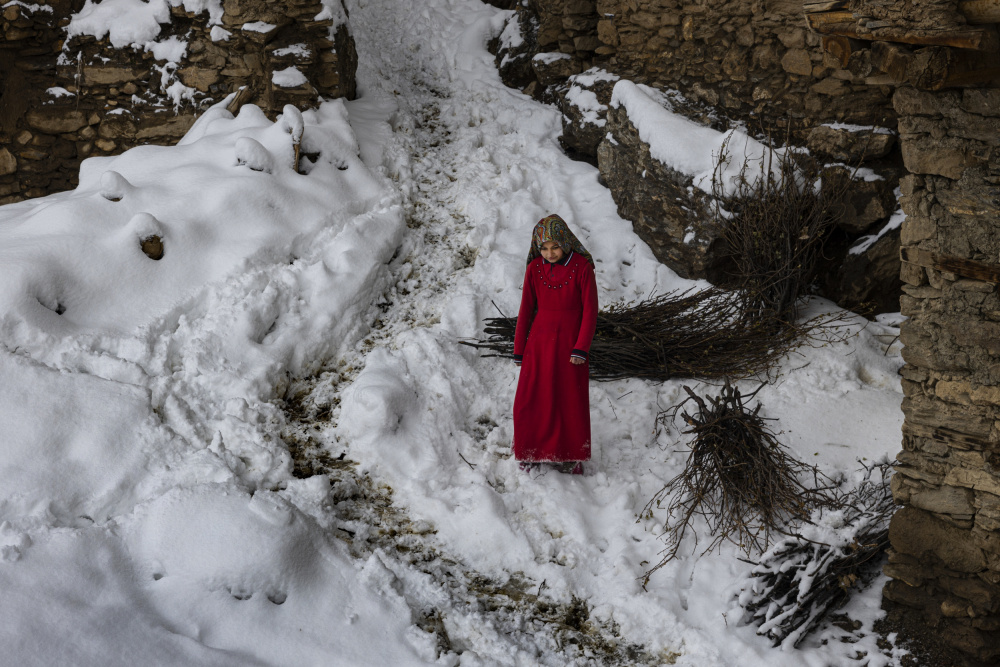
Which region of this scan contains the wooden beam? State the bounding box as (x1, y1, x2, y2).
(805, 10, 1000, 51)
(804, 0, 848, 13)
(821, 35, 860, 68)
(871, 41, 1000, 89)
(901, 247, 1000, 283)
(871, 40, 913, 82)
(806, 10, 857, 35)
(806, 0, 1000, 24)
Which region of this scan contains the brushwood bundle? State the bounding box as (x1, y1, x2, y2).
(739, 460, 896, 648)
(711, 130, 853, 321)
(641, 382, 832, 582)
(459, 288, 817, 382)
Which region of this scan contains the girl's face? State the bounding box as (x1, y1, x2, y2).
(540, 240, 564, 263)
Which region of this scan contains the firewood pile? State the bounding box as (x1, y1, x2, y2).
(458, 289, 827, 382)
(739, 461, 896, 647)
(640, 382, 834, 582)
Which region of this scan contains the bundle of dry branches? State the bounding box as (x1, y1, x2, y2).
(739, 461, 896, 647)
(641, 382, 833, 584)
(711, 134, 852, 321)
(458, 289, 835, 382)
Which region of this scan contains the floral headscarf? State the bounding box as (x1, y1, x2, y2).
(526, 214, 594, 267)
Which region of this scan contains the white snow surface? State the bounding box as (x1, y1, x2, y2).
(0, 0, 908, 665)
(271, 66, 309, 88)
(145, 35, 188, 63)
(612, 80, 787, 197)
(67, 0, 223, 48)
(533, 51, 570, 64)
(565, 69, 616, 127)
(242, 20, 276, 33)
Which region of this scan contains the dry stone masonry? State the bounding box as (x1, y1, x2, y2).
(887, 85, 1000, 665)
(492, 0, 905, 313)
(0, 0, 356, 204)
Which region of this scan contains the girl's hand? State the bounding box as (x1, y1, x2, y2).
(570, 357, 585, 365)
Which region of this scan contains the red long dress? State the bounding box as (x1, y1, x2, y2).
(512, 252, 598, 462)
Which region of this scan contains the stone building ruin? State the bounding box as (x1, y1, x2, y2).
(488, 0, 1000, 662)
(0, 0, 356, 203)
(3, 0, 1000, 662)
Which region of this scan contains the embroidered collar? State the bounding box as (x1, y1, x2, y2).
(545, 251, 573, 267)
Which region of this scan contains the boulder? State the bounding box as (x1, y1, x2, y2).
(492, 6, 540, 91)
(531, 52, 583, 87)
(555, 68, 619, 158)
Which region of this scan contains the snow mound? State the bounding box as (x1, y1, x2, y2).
(611, 80, 786, 197)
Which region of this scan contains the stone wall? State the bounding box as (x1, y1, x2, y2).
(500, 0, 897, 132)
(492, 4, 1000, 658)
(0, 0, 356, 204)
(491, 0, 905, 313)
(884, 85, 1000, 665)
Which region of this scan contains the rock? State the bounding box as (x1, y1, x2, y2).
(941, 597, 971, 618)
(825, 226, 902, 315)
(573, 35, 601, 52)
(531, 52, 583, 86)
(25, 109, 88, 134)
(911, 485, 976, 517)
(900, 135, 968, 179)
(141, 235, 164, 260)
(82, 66, 145, 86)
(555, 68, 619, 158)
(596, 19, 617, 46)
(0, 148, 16, 176)
(810, 77, 847, 96)
(946, 468, 1000, 498)
(135, 113, 195, 141)
(597, 106, 724, 281)
(889, 506, 986, 573)
(178, 67, 220, 92)
(492, 6, 539, 91)
(806, 125, 897, 162)
(98, 116, 137, 140)
(780, 48, 812, 76)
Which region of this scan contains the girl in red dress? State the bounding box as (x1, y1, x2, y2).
(512, 214, 598, 474)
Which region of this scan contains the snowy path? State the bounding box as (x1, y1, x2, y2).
(278, 0, 909, 665)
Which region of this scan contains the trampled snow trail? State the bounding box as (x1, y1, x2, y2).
(279, 0, 909, 665)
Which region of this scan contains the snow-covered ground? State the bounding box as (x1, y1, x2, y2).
(0, 0, 908, 664)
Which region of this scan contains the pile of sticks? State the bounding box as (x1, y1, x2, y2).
(711, 137, 850, 322)
(641, 382, 833, 583)
(459, 288, 823, 382)
(740, 461, 896, 647)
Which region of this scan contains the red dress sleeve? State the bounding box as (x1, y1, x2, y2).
(573, 260, 598, 355)
(513, 263, 536, 361)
